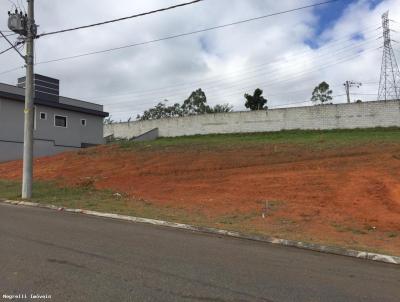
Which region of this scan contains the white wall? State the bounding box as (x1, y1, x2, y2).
(104, 100, 400, 139)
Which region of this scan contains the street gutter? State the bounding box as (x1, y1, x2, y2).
(1, 199, 399, 265)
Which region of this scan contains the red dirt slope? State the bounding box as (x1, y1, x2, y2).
(1, 142, 399, 254)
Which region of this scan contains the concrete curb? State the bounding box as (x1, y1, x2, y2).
(2, 199, 399, 265)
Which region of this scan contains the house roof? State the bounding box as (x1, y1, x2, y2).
(0, 82, 109, 118)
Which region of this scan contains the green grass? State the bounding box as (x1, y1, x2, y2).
(0, 179, 126, 212)
(1, 179, 399, 256)
(0, 180, 221, 226)
(116, 127, 400, 150)
(0, 179, 265, 235)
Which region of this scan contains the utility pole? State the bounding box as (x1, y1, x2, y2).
(7, 0, 37, 199)
(343, 81, 362, 103)
(22, 0, 35, 199)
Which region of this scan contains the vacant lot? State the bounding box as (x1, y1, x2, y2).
(1, 128, 399, 255)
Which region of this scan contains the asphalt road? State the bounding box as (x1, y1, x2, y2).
(0, 203, 399, 302)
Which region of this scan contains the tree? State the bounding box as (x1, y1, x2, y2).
(244, 88, 268, 110)
(136, 89, 234, 120)
(311, 82, 333, 104)
(103, 116, 114, 124)
(210, 103, 233, 113)
(181, 88, 212, 115)
(136, 101, 183, 121)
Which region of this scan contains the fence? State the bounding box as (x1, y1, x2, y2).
(104, 100, 400, 139)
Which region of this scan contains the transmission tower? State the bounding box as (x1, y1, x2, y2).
(378, 11, 400, 101)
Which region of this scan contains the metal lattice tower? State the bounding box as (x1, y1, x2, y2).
(378, 11, 400, 101)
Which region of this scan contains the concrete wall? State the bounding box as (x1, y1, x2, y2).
(0, 97, 104, 162)
(105, 100, 400, 139)
(0, 140, 78, 162)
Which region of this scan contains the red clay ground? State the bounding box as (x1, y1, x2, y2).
(1, 139, 400, 255)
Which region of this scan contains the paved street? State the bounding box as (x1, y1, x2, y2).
(0, 203, 399, 302)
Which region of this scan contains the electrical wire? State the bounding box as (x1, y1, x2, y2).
(16, 0, 26, 14)
(1, 34, 380, 111)
(90, 36, 380, 101)
(0, 0, 381, 112)
(84, 28, 381, 99)
(0, 32, 18, 39)
(0, 31, 380, 95)
(37, 0, 206, 38)
(34, 27, 380, 104)
(0, 65, 24, 76)
(269, 94, 349, 109)
(0, 41, 24, 60)
(350, 93, 377, 95)
(37, 0, 340, 39)
(107, 46, 380, 113)
(0, 27, 377, 78)
(1, 25, 380, 86)
(110, 91, 364, 116)
(97, 40, 381, 105)
(6, 0, 17, 10)
(35, 0, 343, 66)
(0, 45, 14, 55)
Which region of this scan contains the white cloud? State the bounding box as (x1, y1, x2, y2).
(0, 0, 399, 120)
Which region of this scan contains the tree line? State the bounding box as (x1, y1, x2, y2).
(136, 89, 233, 121)
(105, 82, 335, 123)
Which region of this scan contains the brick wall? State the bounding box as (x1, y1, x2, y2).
(104, 100, 400, 139)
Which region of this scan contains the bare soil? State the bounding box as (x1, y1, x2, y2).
(1, 140, 399, 255)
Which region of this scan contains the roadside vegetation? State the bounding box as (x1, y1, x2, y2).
(116, 127, 400, 149)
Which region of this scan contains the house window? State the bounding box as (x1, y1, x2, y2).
(40, 112, 47, 120)
(81, 119, 87, 127)
(54, 115, 67, 128)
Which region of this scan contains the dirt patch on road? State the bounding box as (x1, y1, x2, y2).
(1, 141, 399, 254)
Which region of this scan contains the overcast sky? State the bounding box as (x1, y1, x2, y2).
(0, 0, 399, 120)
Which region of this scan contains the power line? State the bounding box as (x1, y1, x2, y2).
(0, 65, 24, 76)
(0, 26, 378, 78)
(85, 27, 380, 98)
(98, 41, 381, 105)
(90, 36, 380, 101)
(35, 25, 379, 78)
(0, 45, 15, 55)
(107, 46, 380, 113)
(38, 0, 341, 40)
(5, 0, 18, 10)
(0, 32, 18, 39)
(0, 26, 380, 85)
(269, 94, 348, 109)
(37, 0, 206, 38)
(350, 93, 378, 96)
(2, 38, 377, 107)
(0, 29, 24, 59)
(3, 2, 371, 78)
(0, 34, 378, 105)
(109, 92, 357, 116)
(36, 0, 341, 65)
